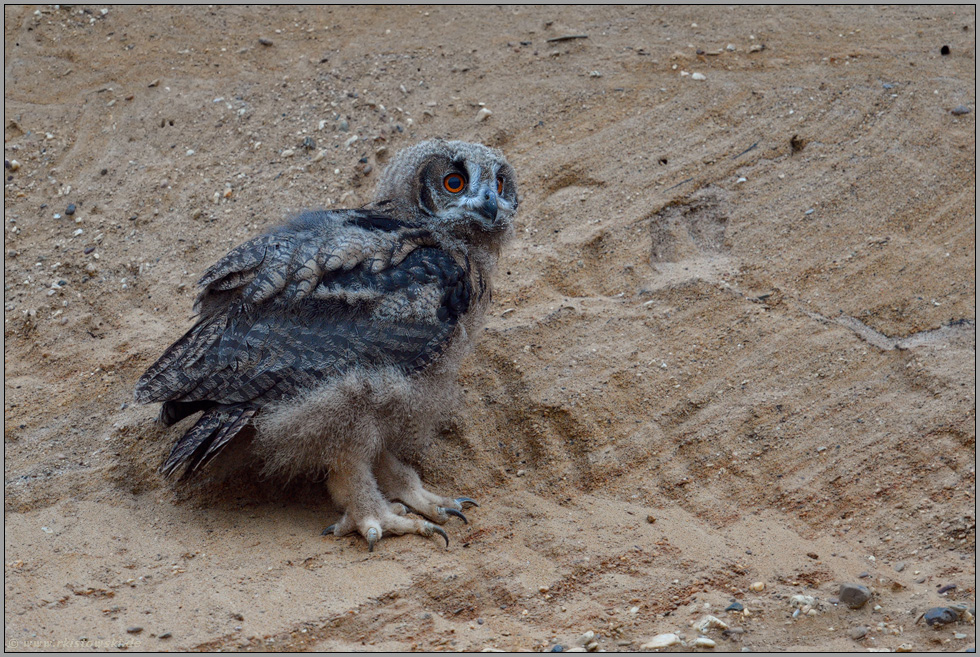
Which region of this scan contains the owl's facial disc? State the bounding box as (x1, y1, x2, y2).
(439, 160, 513, 233)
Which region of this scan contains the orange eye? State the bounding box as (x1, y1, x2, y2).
(443, 173, 465, 193)
(496, 177, 505, 195)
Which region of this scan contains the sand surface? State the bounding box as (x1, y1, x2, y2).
(4, 5, 976, 652)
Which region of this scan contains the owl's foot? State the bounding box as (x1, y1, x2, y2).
(322, 509, 448, 552)
(376, 450, 479, 525)
(324, 464, 449, 551)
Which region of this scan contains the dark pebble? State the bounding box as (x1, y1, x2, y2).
(941, 45, 951, 55)
(550, 646, 564, 652)
(4, 159, 10, 169)
(938, 584, 957, 594)
(839, 583, 872, 609)
(66, 203, 76, 215)
(858, 572, 870, 579)
(58, 280, 67, 286)
(301, 136, 316, 150)
(807, 552, 819, 559)
(725, 602, 745, 612)
(258, 37, 274, 46)
(951, 105, 971, 115)
(923, 607, 958, 626)
(100, 168, 108, 176)
(84, 246, 96, 254)
(158, 632, 172, 639)
(126, 626, 143, 634)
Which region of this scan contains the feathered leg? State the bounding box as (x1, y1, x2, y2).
(375, 450, 478, 525)
(322, 430, 449, 551)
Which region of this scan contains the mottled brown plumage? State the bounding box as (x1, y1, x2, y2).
(135, 140, 518, 550)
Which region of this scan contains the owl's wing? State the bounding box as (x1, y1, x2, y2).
(134, 210, 470, 476)
(194, 210, 438, 311)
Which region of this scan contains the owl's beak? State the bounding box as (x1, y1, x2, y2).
(476, 186, 498, 223)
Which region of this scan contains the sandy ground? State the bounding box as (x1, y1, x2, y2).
(3, 5, 976, 653)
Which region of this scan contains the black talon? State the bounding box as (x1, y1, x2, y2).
(455, 497, 480, 509)
(321, 524, 336, 536)
(431, 524, 449, 548)
(443, 508, 468, 524)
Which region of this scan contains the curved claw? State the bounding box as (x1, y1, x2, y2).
(455, 497, 480, 509)
(321, 524, 336, 536)
(366, 527, 380, 552)
(429, 523, 449, 548)
(442, 507, 468, 524)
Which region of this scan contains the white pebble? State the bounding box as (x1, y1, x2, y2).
(640, 633, 680, 650)
(186, 149, 195, 156)
(281, 148, 295, 158)
(579, 630, 594, 645)
(694, 615, 729, 632)
(694, 637, 716, 648)
(749, 581, 765, 592)
(8, 160, 20, 171)
(790, 595, 816, 608)
(691, 72, 707, 81)
(476, 107, 493, 122)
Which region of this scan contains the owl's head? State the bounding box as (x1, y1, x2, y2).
(373, 140, 519, 239)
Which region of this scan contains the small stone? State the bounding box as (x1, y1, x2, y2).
(790, 595, 816, 608)
(923, 607, 959, 626)
(938, 584, 957, 594)
(951, 105, 971, 115)
(148, 79, 160, 88)
(850, 626, 868, 640)
(858, 572, 870, 579)
(158, 632, 172, 639)
(640, 633, 680, 650)
(749, 582, 765, 592)
(551, 646, 564, 653)
(585, 641, 598, 652)
(646, 515, 656, 524)
(954, 633, 967, 640)
(838, 583, 871, 609)
(894, 562, 906, 572)
(578, 630, 594, 645)
(915, 576, 927, 584)
(281, 149, 295, 158)
(301, 136, 316, 151)
(691, 72, 707, 81)
(66, 203, 76, 215)
(8, 160, 20, 171)
(693, 637, 716, 648)
(725, 602, 744, 612)
(694, 615, 729, 632)
(126, 627, 143, 634)
(476, 107, 493, 122)
(258, 37, 274, 46)
(539, 585, 549, 593)
(896, 644, 914, 653)
(338, 119, 349, 132)
(940, 45, 950, 55)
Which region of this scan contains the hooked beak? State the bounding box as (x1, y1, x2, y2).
(476, 185, 498, 223)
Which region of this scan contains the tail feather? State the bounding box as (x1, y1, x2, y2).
(160, 405, 256, 478)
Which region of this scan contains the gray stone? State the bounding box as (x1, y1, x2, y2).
(850, 626, 868, 640)
(839, 583, 871, 609)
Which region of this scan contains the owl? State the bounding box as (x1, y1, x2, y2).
(134, 140, 519, 551)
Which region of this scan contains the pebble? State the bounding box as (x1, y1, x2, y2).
(158, 632, 172, 639)
(938, 584, 958, 594)
(838, 583, 871, 609)
(923, 607, 959, 626)
(281, 148, 295, 158)
(951, 105, 971, 115)
(640, 633, 680, 650)
(66, 203, 76, 215)
(940, 45, 950, 55)
(955, 633, 968, 640)
(896, 644, 914, 653)
(585, 641, 598, 652)
(693, 637, 716, 649)
(694, 615, 729, 632)
(893, 562, 906, 573)
(691, 72, 707, 81)
(258, 37, 274, 46)
(551, 646, 564, 652)
(476, 107, 493, 122)
(126, 626, 143, 634)
(338, 119, 349, 132)
(850, 626, 868, 640)
(790, 595, 816, 608)
(579, 630, 594, 645)
(8, 159, 20, 171)
(725, 602, 744, 612)
(749, 582, 765, 592)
